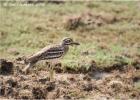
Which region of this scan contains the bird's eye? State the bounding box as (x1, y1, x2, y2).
(68, 40, 71, 42)
(65, 39, 71, 43)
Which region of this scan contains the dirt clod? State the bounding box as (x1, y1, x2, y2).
(0, 59, 14, 75)
(82, 83, 93, 91)
(132, 59, 140, 69)
(63, 12, 117, 31)
(63, 15, 82, 30)
(32, 87, 47, 99)
(1, 86, 13, 97)
(83, 75, 91, 81)
(18, 90, 32, 99)
(7, 48, 19, 55)
(63, 95, 71, 99)
(108, 80, 124, 92)
(46, 82, 55, 92)
(38, 78, 49, 84)
(0, 86, 5, 96)
(6, 78, 18, 87)
(130, 90, 140, 98)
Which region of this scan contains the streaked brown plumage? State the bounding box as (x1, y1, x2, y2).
(22, 37, 80, 73)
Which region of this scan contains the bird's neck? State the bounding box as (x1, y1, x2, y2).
(61, 43, 69, 54)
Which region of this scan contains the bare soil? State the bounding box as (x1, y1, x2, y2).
(0, 59, 140, 99)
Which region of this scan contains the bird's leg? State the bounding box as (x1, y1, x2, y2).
(22, 63, 32, 74)
(61, 63, 66, 73)
(49, 62, 55, 81)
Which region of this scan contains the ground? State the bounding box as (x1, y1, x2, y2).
(0, 1, 140, 99)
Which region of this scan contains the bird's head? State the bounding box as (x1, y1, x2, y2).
(61, 37, 80, 46)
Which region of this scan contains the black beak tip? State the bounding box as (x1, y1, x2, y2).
(76, 43, 80, 45)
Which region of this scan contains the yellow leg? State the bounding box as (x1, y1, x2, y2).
(49, 63, 55, 81)
(22, 63, 31, 74)
(62, 64, 65, 73)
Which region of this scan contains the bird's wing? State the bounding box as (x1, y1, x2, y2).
(27, 45, 64, 62)
(39, 45, 64, 60)
(26, 45, 55, 62)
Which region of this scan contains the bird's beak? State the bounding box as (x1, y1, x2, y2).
(72, 42, 80, 45)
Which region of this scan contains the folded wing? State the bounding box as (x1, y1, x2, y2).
(26, 45, 64, 63)
(40, 46, 64, 60)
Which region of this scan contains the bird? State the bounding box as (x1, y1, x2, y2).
(22, 37, 80, 79)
